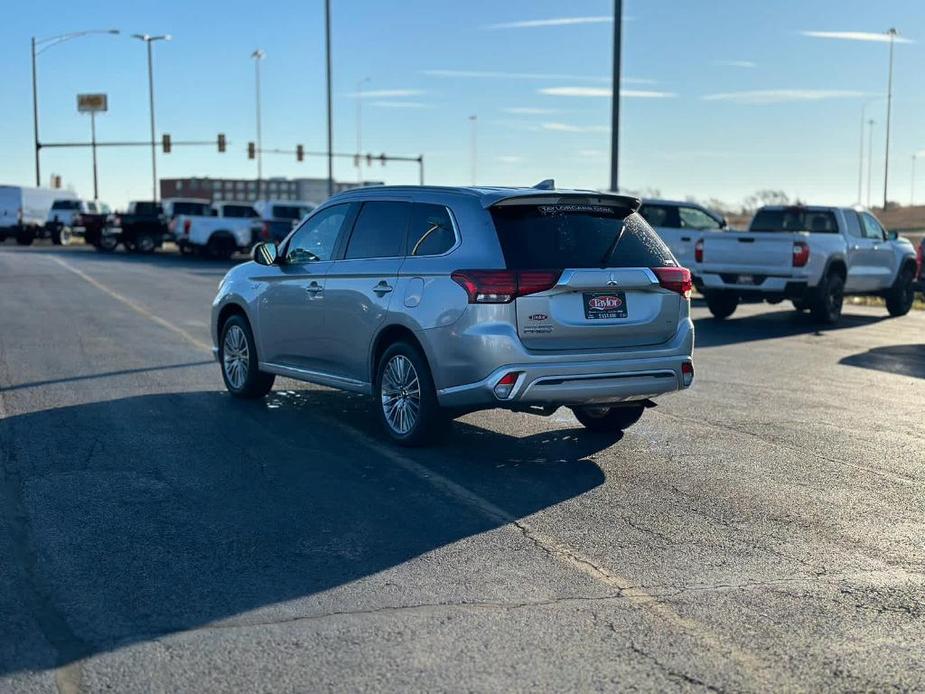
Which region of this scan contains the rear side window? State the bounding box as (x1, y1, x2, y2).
(345, 201, 410, 259)
(750, 209, 837, 233)
(221, 205, 258, 218)
(639, 204, 675, 228)
(52, 200, 79, 210)
(273, 205, 310, 221)
(409, 203, 456, 256)
(490, 205, 675, 270)
(172, 202, 212, 216)
(679, 206, 722, 230)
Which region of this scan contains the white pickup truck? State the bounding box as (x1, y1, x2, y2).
(639, 199, 730, 271)
(170, 203, 262, 259)
(694, 205, 917, 323)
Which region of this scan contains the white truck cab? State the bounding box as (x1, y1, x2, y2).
(639, 199, 728, 271)
(694, 205, 917, 323)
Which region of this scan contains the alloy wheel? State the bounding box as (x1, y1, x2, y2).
(223, 325, 249, 390)
(381, 355, 421, 435)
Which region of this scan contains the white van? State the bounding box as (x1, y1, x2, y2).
(0, 185, 77, 245)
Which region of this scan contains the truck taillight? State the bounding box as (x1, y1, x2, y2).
(17, 207, 22, 224)
(653, 267, 692, 298)
(694, 239, 703, 263)
(450, 270, 561, 304)
(793, 241, 810, 267)
(260, 222, 270, 240)
(183, 219, 191, 235)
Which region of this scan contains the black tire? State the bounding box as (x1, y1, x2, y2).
(134, 233, 156, 254)
(792, 298, 808, 312)
(207, 234, 235, 260)
(15, 230, 35, 246)
(810, 271, 845, 324)
(885, 265, 915, 317)
(219, 314, 275, 398)
(178, 242, 193, 256)
(97, 233, 119, 252)
(374, 341, 447, 446)
(571, 404, 645, 432)
(704, 290, 739, 319)
(51, 226, 72, 246)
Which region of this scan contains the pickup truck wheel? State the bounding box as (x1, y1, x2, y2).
(15, 230, 35, 246)
(220, 315, 275, 398)
(704, 291, 738, 319)
(792, 299, 808, 312)
(885, 265, 915, 317)
(97, 233, 119, 252)
(810, 272, 844, 324)
(207, 235, 235, 260)
(134, 233, 156, 254)
(572, 405, 645, 432)
(51, 226, 72, 246)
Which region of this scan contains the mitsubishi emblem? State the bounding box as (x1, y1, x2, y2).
(607, 273, 618, 286)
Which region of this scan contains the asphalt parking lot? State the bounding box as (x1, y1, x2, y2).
(1, 244, 923, 693)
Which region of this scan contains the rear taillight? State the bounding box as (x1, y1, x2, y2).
(681, 361, 694, 387)
(451, 270, 561, 304)
(260, 222, 271, 241)
(652, 267, 693, 299)
(694, 239, 703, 263)
(183, 219, 191, 235)
(792, 241, 810, 267)
(916, 243, 923, 280)
(17, 207, 22, 224)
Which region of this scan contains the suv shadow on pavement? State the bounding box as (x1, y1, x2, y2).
(0, 390, 608, 676)
(693, 309, 888, 348)
(839, 344, 925, 379)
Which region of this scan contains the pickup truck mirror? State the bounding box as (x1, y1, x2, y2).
(719, 217, 728, 229)
(252, 241, 278, 266)
(885, 229, 899, 241)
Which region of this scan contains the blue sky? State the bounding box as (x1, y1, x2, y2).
(2, 0, 924, 209)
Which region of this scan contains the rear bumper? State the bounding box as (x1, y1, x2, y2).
(699, 273, 810, 300)
(437, 355, 692, 410)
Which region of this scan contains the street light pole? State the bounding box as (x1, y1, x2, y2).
(325, 0, 334, 197)
(866, 119, 876, 208)
(911, 153, 917, 206)
(31, 29, 119, 188)
(882, 27, 897, 210)
(857, 99, 881, 205)
(609, 0, 622, 192)
(252, 49, 265, 199)
(468, 115, 478, 185)
(90, 111, 99, 200)
(133, 34, 171, 202)
(356, 77, 370, 184)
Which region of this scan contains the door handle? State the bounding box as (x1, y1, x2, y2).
(306, 281, 323, 295)
(680, 236, 691, 242)
(373, 281, 393, 295)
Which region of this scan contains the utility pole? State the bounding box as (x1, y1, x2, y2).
(356, 77, 370, 184)
(883, 27, 897, 210)
(133, 34, 171, 202)
(609, 0, 623, 192)
(90, 111, 99, 200)
(866, 119, 876, 208)
(468, 115, 478, 185)
(911, 153, 917, 206)
(252, 49, 265, 199)
(31, 29, 120, 188)
(325, 0, 334, 197)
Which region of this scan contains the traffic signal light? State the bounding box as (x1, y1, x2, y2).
(247, 142, 255, 160)
(296, 144, 304, 162)
(162, 133, 171, 154)
(379, 153, 387, 166)
(217, 133, 226, 153)
(52, 175, 62, 189)
(366, 153, 373, 166)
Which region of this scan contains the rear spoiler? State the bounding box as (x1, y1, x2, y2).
(487, 192, 641, 214)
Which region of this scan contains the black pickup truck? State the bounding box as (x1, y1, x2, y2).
(111, 201, 168, 254)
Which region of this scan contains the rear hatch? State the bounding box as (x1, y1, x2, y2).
(489, 198, 686, 350)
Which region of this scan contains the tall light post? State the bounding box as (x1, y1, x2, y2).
(857, 98, 882, 204)
(324, 0, 334, 197)
(866, 119, 876, 208)
(911, 153, 918, 206)
(132, 33, 171, 202)
(356, 76, 370, 184)
(468, 115, 478, 185)
(882, 27, 898, 209)
(609, 0, 623, 192)
(31, 29, 120, 187)
(251, 49, 266, 199)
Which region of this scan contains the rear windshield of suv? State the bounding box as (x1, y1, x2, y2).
(750, 208, 838, 233)
(490, 205, 676, 270)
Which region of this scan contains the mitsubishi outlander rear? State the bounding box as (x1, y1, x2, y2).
(212, 184, 695, 445)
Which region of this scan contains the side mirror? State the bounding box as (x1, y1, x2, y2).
(885, 229, 898, 241)
(719, 217, 728, 229)
(253, 241, 278, 266)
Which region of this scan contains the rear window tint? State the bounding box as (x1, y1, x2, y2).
(490, 206, 675, 270)
(409, 203, 456, 256)
(344, 201, 410, 259)
(750, 209, 838, 233)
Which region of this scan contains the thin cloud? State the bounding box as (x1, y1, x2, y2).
(578, 149, 606, 157)
(713, 60, 757, 68)
(344, 89, 424, 98)
(801, 30, 914, 44)
(422, 69, 609, 82)
(541, 122, 610, 133)
(539, 86, 676, 98)
(496, 155, 523, 164)
(501, 107, 564, 115)
(484, 16, 613, 30)
(369, 101, 433, 109)
(702, 89, 868, 104)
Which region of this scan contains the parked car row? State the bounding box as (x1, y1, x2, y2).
(0, 185, 316, 259)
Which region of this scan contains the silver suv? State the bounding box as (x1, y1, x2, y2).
(211, 184, 695, 445)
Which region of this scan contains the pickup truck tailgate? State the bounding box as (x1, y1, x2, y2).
(700, 232, 800, 271)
